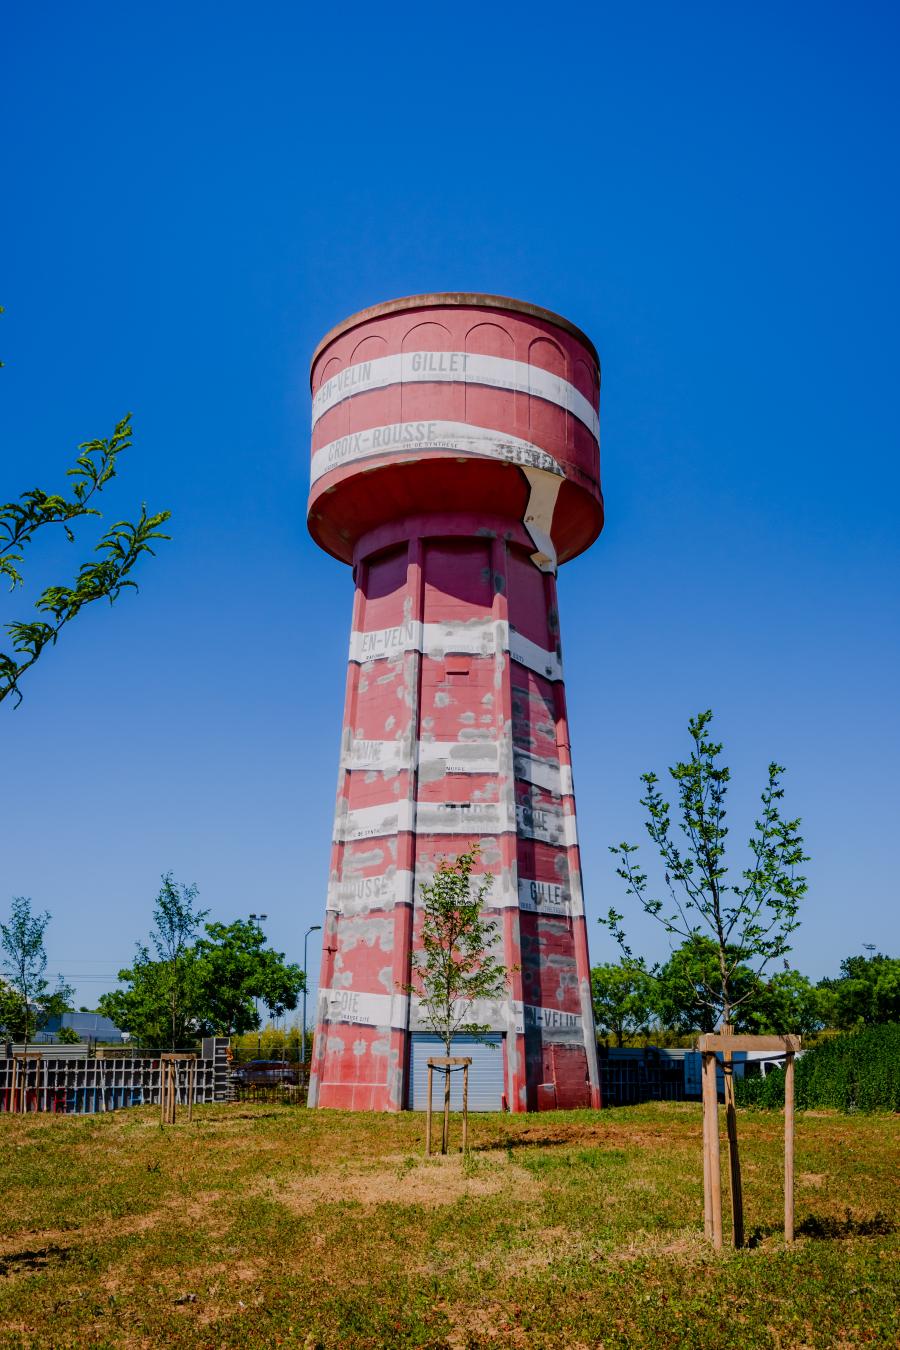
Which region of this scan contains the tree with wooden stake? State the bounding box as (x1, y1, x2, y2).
(159, 1053, 197, 1126)
(603, 710, 809, 1248)
(405, 846, 511, 1155)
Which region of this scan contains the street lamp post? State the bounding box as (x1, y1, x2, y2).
(249, 913, 268, 1056)
(302, 924, 322, 1091)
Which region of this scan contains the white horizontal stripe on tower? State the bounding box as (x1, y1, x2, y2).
(417, 740, 500, 774)
(524, 1004, 583, 1041)
(518, 875, 584, 918)
(333, 799, 415, 842)
(516, 798, 580, 848)
(415, 799, 516, 836)
(342, 738, 500, 776)
(326, 869, 414, 914)
(341, 738, 410, 771)
(322, 987, 409, 1031)
(513, 747, 574, 796)
(409, 993, 515, 1034)
(311, 351, 600, 440)
(348, 617, 563, 682)
(333, 797, 520, 842)
(311, 420, 563, 486)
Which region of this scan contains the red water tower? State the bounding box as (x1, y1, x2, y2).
(306, 293, 603, 1112)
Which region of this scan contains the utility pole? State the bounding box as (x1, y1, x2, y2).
(302, 924, 321, 1091)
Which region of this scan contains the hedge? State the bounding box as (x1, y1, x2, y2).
(734, 1022, 900, 1112)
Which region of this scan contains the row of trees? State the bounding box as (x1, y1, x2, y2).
(0, 877, 305, 1048)
(591, 943, 900, 1045)
(97, 875, 305, 1047)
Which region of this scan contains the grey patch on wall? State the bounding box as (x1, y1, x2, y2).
(338, 916, 395, 953)
(377, 965, 394, 993)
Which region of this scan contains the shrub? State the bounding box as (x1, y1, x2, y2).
(734, 1023, 900, 1112)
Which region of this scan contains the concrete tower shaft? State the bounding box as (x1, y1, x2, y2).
(307, 294, 604, 1112)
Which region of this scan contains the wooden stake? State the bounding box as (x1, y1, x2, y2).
(784, 1051, 795, 1244)
(721, 1024, 745, 1249)
(702, 1067, 713, 1240)
(702, 1052, 723, 1251)
(462, 1063, 469, 1155)
(425, 1063, 433, 1156)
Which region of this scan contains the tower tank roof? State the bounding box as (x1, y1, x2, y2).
(310, 293, 600, 377)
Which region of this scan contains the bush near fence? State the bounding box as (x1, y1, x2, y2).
(735, 1022, 900, 1112)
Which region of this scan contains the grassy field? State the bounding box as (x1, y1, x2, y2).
(0, 1102, 896, 1348)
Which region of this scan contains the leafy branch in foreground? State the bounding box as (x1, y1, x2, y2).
(603, 710, 808, 1028)
(0, 414, 171, 705)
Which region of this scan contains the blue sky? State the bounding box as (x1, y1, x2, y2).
(2, 1, 898, 1012)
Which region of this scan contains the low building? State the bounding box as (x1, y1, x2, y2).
(38, 1012, 126, 1044)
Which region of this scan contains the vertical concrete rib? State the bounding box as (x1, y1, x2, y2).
(492, 535, 528, 1110)
(547, 569, 601, 1107)
(308, 565, 367, 1109)
(387, 537, 424, 1108)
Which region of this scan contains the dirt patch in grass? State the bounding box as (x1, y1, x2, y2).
(439, 1298, 532, 1349)
(266, 1153, 538, 1212)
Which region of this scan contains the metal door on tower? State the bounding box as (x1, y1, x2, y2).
(408, 1033, 504, 1110)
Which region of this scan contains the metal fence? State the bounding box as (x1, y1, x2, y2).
(1, 1038, 231, 1114)
(599, 1048, 688, 1106)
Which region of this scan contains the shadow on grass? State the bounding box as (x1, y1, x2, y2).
(0, 1244, 72, 1277)
(196, 1111, 282, 1124)
(798, 1210, 895, 1240)
(473, 1135, 610, 1153)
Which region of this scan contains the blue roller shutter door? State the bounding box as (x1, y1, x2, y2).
(408, 1033, 504, 1110)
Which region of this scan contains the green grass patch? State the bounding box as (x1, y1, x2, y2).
(0, 1101, 896, 1346)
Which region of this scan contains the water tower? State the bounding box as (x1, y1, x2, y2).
(306, 294, 603, 1112)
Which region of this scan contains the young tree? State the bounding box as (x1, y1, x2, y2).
(406, 847, 511, 1151)
(193, 920, 305, 1036)
(0, 414, 171, 706)
(590, 958, 655, 1046)
(99, 874, 208, 1048)
(0, 896, 74, 1041)
(605, 710, 809, 1250)
(98, 942, 199, 1048)
(151, 874, 208, 1049)
(99, 903, 306, 1046)
(605, 710, 809, 1030)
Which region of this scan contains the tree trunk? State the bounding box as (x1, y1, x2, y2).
(442, 1067, 451, 1155)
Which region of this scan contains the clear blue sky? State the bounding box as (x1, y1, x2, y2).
(2, 2, 898, 1012)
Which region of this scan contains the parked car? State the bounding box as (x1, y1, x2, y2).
(231, 1059, 298, 1086)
